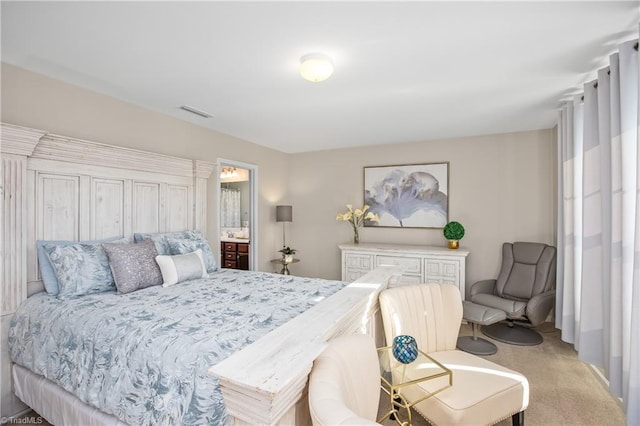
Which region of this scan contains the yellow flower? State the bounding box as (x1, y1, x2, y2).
(365, 212, 379, 222)
(336, 204, 378, 226)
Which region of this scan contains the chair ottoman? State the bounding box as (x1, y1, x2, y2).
(457, 301, 506, 355)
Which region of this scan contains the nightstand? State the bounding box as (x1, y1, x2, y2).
(270, 258, 300, 275)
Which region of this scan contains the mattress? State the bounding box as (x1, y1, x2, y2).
(9, 269, 346, 425)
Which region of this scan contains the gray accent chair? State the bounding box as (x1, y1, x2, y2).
(470, 242, 556, 345)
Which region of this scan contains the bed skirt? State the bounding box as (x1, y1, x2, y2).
(13, 364, 127, 426)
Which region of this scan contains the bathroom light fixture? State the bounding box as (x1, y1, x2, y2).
(299, 53, 334, 82)
(220, 167, 238, 179)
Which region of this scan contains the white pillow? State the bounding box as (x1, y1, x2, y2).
(156, 249, 207, 287)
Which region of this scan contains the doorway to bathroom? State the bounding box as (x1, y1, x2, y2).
(217, 159, 258, 270)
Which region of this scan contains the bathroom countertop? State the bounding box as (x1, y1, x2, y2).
(221, 237, 251, 243)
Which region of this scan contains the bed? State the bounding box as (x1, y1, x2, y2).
(9, 269, 347, 424)
(0, 122, 400, 425)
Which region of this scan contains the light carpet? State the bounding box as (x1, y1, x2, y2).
(379, 323, 626, 426)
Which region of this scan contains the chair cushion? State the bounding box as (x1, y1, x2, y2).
(462, 301, 506, 325)
(503, 263, 537, 300)
(496, 242, 556, 301)
(380, 284, 463, 353)
(407, 350, 529, 425)
(470, 293, 527, 319)
(512, 242, 547, 264)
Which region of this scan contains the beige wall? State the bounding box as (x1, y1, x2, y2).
(2, 63, 556, 288)
(1, 63, 290, 271)
(288, 129, 557, 292)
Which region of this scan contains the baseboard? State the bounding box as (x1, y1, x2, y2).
(587, 363, 623, 408)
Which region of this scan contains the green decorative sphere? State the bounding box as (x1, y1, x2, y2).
(443, 221, 465, 240)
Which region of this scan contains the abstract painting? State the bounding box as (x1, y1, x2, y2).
(363, 162, 449, 228)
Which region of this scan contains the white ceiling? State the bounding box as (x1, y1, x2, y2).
(2, 1, 638, 153)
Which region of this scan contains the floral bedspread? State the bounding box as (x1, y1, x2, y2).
(9, 269, 346, 425)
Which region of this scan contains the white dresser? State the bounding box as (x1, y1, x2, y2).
(339, 243, 470, 299)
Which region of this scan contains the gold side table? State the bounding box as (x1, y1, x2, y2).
(377, 346, 453, 426)
(270, 258, 299, 275)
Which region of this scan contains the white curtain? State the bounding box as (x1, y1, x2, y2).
(221, 188, 241, 228)
(557, 33, 639, 423)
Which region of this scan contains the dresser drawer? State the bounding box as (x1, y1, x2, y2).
(376, 255, 422, 274)
(397, 274, 423, 286)
(224, 260, 237, 268)
(345, 253, 374, 270)
(425, 259, 460, 280)
(426, 277, 458, 286)
(224, 252, 236, 260)
(346, 270, 368, 282)
(224, 242, 237, 252)
(237, 243, 249, 253)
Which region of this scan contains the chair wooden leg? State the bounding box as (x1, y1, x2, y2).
(512, 411, 524, 426)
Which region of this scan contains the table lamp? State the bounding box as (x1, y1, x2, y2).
(276, 205, 293, 248)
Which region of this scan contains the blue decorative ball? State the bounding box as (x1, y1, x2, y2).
(392, 335, 418, 364)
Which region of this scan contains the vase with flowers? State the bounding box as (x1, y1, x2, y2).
(336, 204, 380, 244)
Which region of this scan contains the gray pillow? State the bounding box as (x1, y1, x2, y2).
(103, 239, 163, 294)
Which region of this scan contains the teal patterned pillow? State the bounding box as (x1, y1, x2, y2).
(42, 242, 115, 297)
(36, 236, 124, 296)
(134, 230, 205, 255)
(167, 237, 217, 273)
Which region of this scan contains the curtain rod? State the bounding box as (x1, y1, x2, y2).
(577, 40, 637, 103)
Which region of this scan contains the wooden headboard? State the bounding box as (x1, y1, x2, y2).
(1, 122, 214, 312)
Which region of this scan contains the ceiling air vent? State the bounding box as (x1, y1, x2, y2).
(180, 105, 213, 118)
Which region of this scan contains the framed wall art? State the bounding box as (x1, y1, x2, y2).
(363, 162, 449, 228)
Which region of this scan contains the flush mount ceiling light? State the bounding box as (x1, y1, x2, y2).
(299, 53, 334, 82)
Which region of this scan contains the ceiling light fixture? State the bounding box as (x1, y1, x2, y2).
(299, 53, 334, 83)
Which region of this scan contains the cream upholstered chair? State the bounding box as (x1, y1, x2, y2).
(379, 284, 529, 426)
(308, 334, 380, 426)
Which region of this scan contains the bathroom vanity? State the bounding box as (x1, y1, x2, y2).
(221, 239, 250, 270)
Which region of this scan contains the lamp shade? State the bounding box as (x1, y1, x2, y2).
(276, 205, 293, 222)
